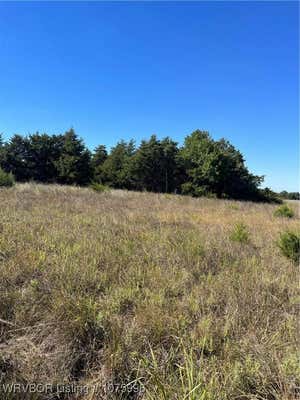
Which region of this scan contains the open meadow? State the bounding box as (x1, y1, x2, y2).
(0, 184, 299, 399)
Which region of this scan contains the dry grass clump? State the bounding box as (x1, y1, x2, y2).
(0, 183, 299, 399)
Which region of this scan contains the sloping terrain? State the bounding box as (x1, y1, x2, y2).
(0, 184, 299, 399)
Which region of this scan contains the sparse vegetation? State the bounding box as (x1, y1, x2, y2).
(0, 184, 298, 400)
(274, 204, 295, 218)
(277, 230, 300, 263)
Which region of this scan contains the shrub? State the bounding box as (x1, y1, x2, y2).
(230, 223, 250, 243)
(0, 168, 15, 187)
(274, 204, 294, 218)
(90, 182, 110, 193)
(277, 231, 300, 263)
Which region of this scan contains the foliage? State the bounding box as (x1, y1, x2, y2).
(1, 134, 32, 181)
(277, 231, 300, 263)
(0, 167, 14, 187)
(179, 130, 264, 200)
(230, 222, 250, 243)
(55, 129, 92, 185)
(129, 135, 183, 193)
(258, 187, 282, 203)
(0, 128, 288, 201)
(26, 133, 64, 182)
(0, 129, 92, 185)
(99, 140, 135, 189)
(90, 182, 110, 192)
(274, 204, 294, 218)
(92, 145, 107, 182)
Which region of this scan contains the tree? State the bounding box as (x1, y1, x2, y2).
(279, 191, 300, 200)
(92, 145, 108, 182)
(0, 133, 6, 170)
(130, 135, 163, 192)
(0, 128, 274, 202)
(55, 129, 92, 185)
(26, 133, 64, 182)
(2, 134, 32, 181)
(211, 138, 263, 199)
(161, 137, 186, 193)
(180, 130, 263, 199)
(130, 135, 181, 193)
(100, 140, 135, 188)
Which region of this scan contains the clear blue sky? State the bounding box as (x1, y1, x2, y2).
(0, 1, 298, 191)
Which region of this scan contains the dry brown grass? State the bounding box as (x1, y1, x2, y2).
(0, 183, 299, 399)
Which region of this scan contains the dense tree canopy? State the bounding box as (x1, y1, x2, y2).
(1, 134, 32, 181)
(0, 128, 280, 201)
(129, 135, 182, 193)
(180, 130, 264, 200)
(100, 140, 135, 189)
(55, 129, 92, 185)
(92, 145, 108, 182)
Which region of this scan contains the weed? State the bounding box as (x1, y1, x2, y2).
(277, 230, 300, 263)
(274, 204, 294, 218)
(229, 222, 250, 243)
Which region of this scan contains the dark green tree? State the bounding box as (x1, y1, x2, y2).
(55, 129, 92, 185)
(100, 140, 135, 188)
(130, 135, 181, 193)
(0, 128, 275, 202)
(180, 130, 263, 199)
(26, 133, 64, 182)
(130, 135, 163, 192)
(160, 137, 184, 193)
(0, 133, 6, 169)
(92, 145, 108, 182)
(2, 134, 32, 181)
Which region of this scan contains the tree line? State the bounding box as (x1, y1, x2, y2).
(0, 128, 278, 201)
(278, 191, 299, 201)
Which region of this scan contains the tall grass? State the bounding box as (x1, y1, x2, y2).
(0, 183, 298, 399)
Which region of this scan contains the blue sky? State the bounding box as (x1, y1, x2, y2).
(0, 1, 298, 191)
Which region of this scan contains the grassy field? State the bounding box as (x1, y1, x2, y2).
(0, 184, 299, 400)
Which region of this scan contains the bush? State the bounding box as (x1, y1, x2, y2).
(277, 231, 300, 263)
(181, 182, 216, 198)
(274, 204, 294, 218)
(90, 182, 110, 193)
(230, 223, 250, 243)
(0, 168, 15, 187)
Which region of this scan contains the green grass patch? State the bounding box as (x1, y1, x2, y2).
(274, 204, 294, 218)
